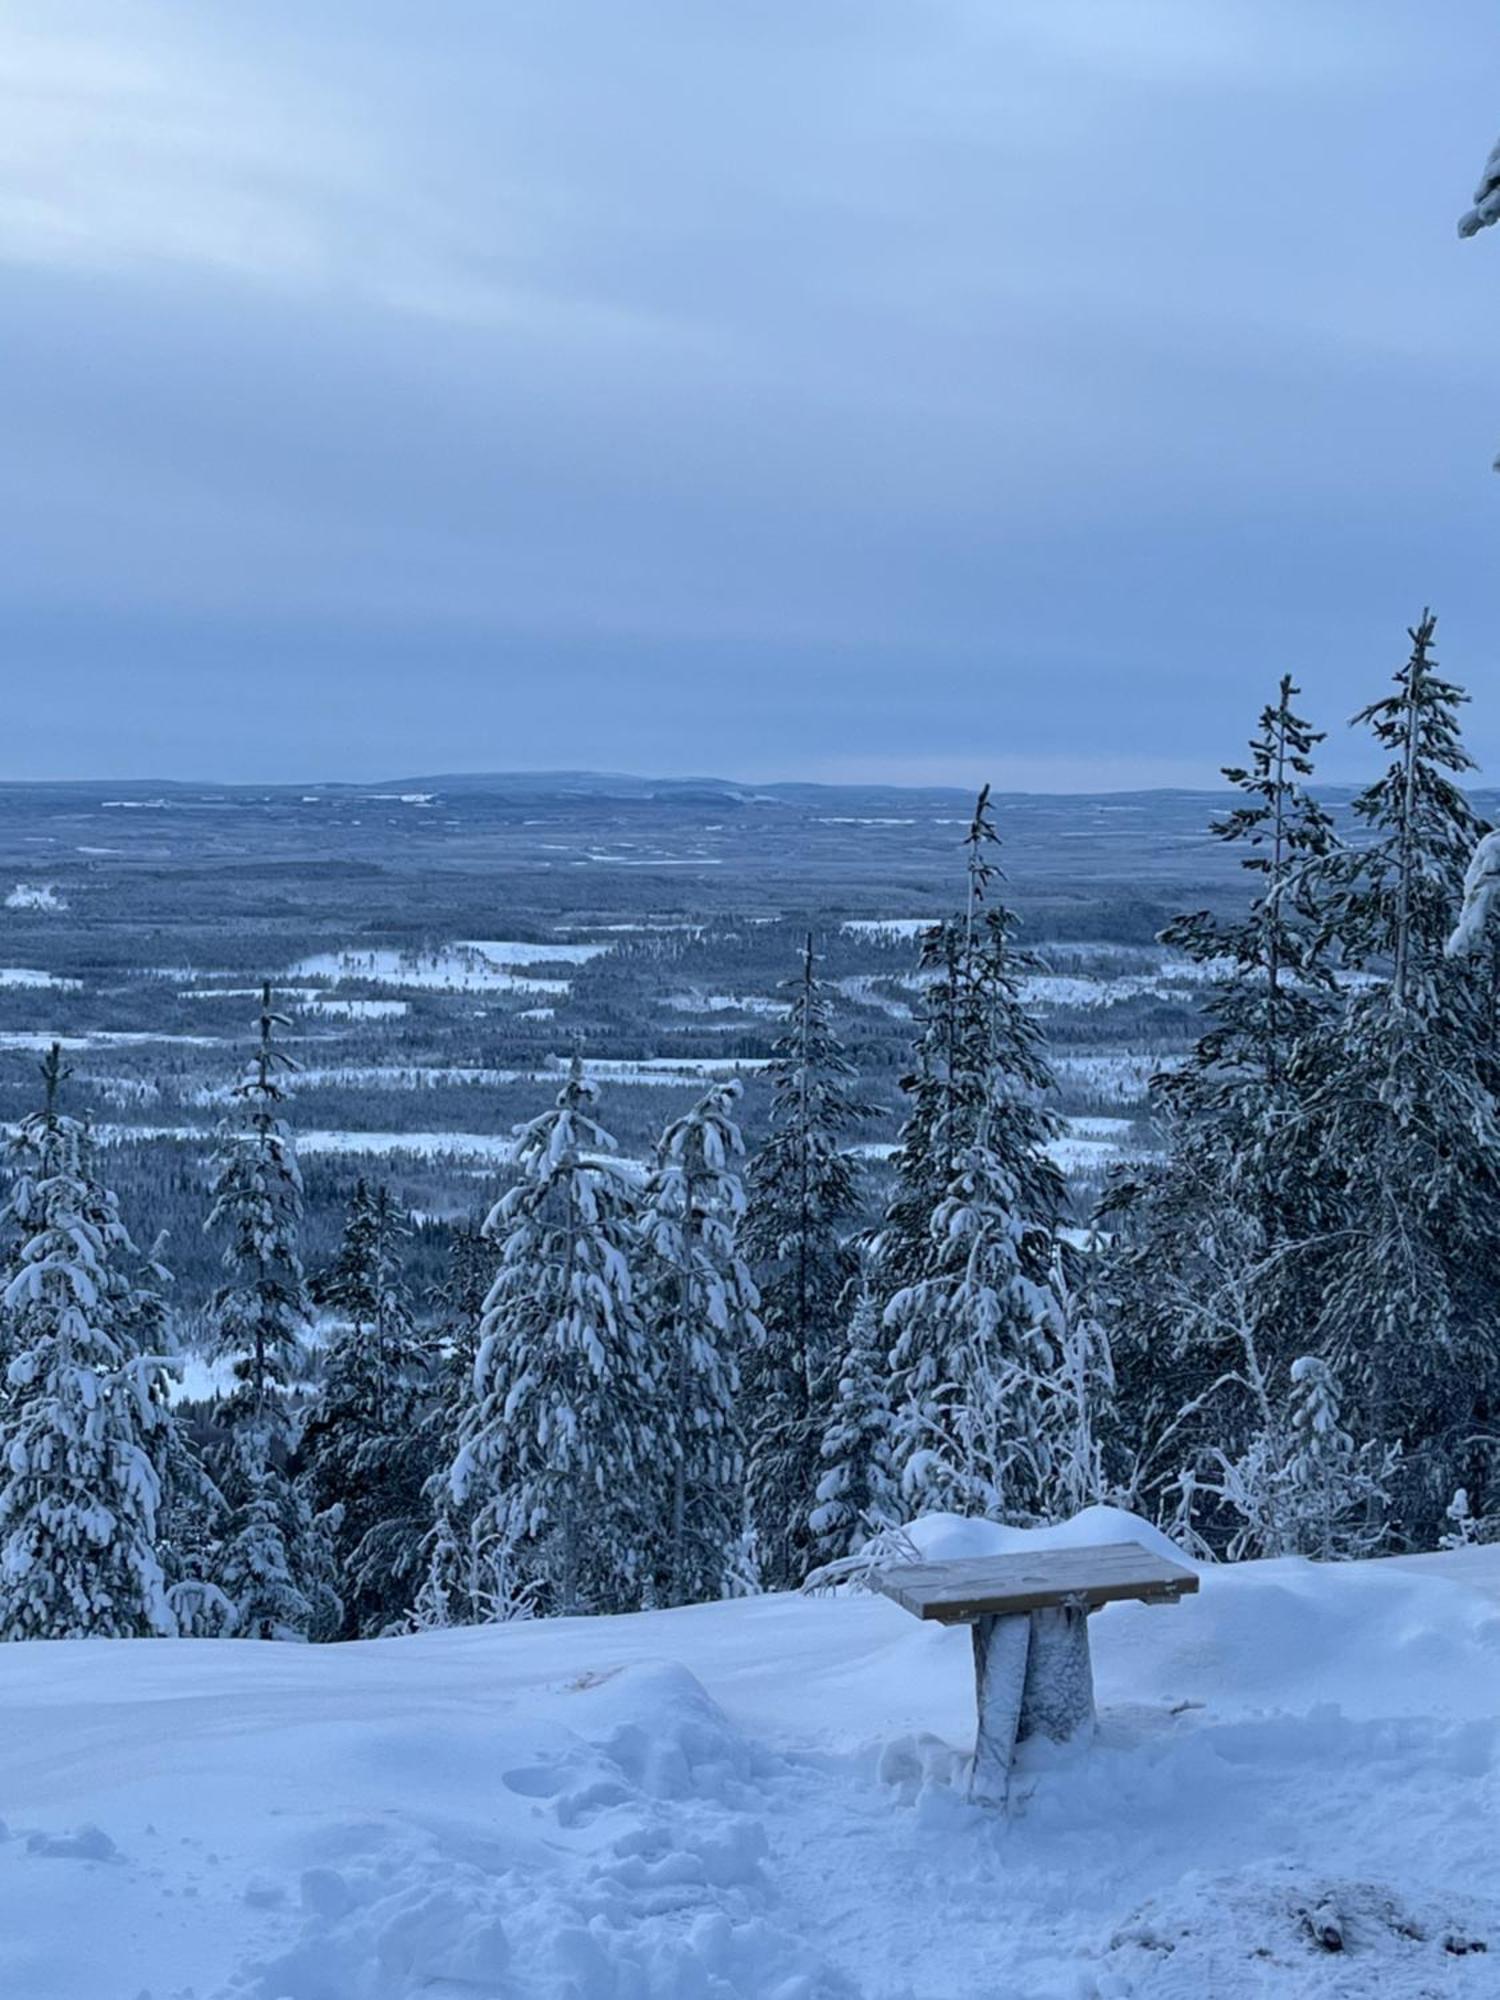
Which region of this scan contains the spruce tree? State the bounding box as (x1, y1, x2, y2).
(447, 1061, 651, 1618)
(1161, 674, 1336, 1091)
(884, 789, 1070, 1522)
(414, 1217, 493, 1629)
(876, 921, 983, 1295)
(206, 986, 339, 1640)
(0, 1046, 179, 1639)
(127, 1231, 232, 1634)
(1329, 610, 1485, 1004)
(742, 935, 874, 1589)
(640, 1078, 762, 1606)
(1101, 676, 1339, 1524)
(304, 1180, 423, 1636)
(808, 1277, 900, 1562)
(1042, 1248, 1117, 1518)
(1281, 1356, 1398, 1560)
(1296, 613, 1500, 1540)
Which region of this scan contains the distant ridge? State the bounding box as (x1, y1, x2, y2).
(9, 771, 1498, 808)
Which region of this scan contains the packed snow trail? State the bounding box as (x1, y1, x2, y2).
(1, 1512, 1499, 1997)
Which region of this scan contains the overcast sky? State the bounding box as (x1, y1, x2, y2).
(1, 1, 1497, 787)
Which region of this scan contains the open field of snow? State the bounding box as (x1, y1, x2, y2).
(285, 947, 592, 995)
(1052, 1053, 1179, 1107)
(581, 1056, 774, 1083)
(68, 1124, 525, 1166)
(663, 991, 791, 1018)
(298, 998, 411, 1020)
(0, 966, 81, 990)
(456, 940, 612, 966)
(180, 990, 411, 1020)
(0, 1031, 225, 1052)
(840, 918, 936, 938)
(2, 1512, 1498, 1998)
(4, 883, 67, 911)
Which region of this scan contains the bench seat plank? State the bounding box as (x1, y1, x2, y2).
(874, 1541, 1199, 1625)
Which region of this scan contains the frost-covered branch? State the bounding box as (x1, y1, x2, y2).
(1458, 134, 1500, 239)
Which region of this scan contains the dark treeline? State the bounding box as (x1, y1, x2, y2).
(2, 610, 1498, 1643)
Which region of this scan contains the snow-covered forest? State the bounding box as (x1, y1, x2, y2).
(7, 3, 1500, 1990)
(4, 616, 1499, 1645)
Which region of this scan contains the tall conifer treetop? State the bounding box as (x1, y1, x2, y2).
(1336, 610, 1485, 1008)
(1162, 673, 1336, 1089)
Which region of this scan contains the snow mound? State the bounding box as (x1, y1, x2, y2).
(1097, 1867, 1493, 1996)
(221, 1658, 842, 2000)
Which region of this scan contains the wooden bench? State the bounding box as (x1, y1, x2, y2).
(874, 1541, 1199, 1805)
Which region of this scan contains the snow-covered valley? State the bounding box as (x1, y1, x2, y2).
(4, 1516, 1498, 1999)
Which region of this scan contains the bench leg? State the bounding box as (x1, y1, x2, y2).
(969, 1612, 1031, 1806)
(1017, 1602, 1096, 1745)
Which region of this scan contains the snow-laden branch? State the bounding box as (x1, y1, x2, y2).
(1446, 830, 1500, 958)
(1458, 134, 1500, 238)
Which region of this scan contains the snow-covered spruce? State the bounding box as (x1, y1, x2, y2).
(742, 934, 875, 1589)
(412, 1217, 493, 1630)
(1447, 828, 1500, 959)
(884, 787, 1078, 1523)
(639, 1077, 762, 1606)
(205, 985, 339, 1641)
(1161, 671, 1336, 1089)
(1101, 676, 1339, 1529)
(808, 1274, 900, 1562)
(0, 1044, 182, 1639)
(447, 1059, 653, 1618)
(1295, 615, 1500, 1539)
(874, 919, 980, 1297)
(303, 1180, 425, 1637)
(875, 794, 1012, 1293)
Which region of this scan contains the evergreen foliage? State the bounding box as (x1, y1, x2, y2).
(640, 1078, 762, 1606)
(205, 986, 339, 1640)
(1102, 677, 1341, 1530)
(743, 935, 874, 1589)
(884, 788, 1072, 1522)
(448, 1061, 652, 1617)
(0, 1046, 181, 1639)
(1292, 616, 1500, 1539)
(808, 1276, 900, 1562)
(304, 1181, 424, 1635)
(413, 1218, 493, 1629)
(11, 616, 1500, 1632)
(1108, 615, 1500, 1551)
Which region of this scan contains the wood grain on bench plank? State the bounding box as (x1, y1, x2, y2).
(873, 1541, 1199, 1624)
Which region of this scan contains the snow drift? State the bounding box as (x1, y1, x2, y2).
(0, 1513, 1498, 1997)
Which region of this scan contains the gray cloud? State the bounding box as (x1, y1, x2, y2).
(0, 1, 1495, 784)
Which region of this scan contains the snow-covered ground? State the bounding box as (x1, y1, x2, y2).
(0, 966, 81, 990)
(3, 1511, 1497, 1999)
(4, 882, 67, 911)
(284, 946, 594, 996)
